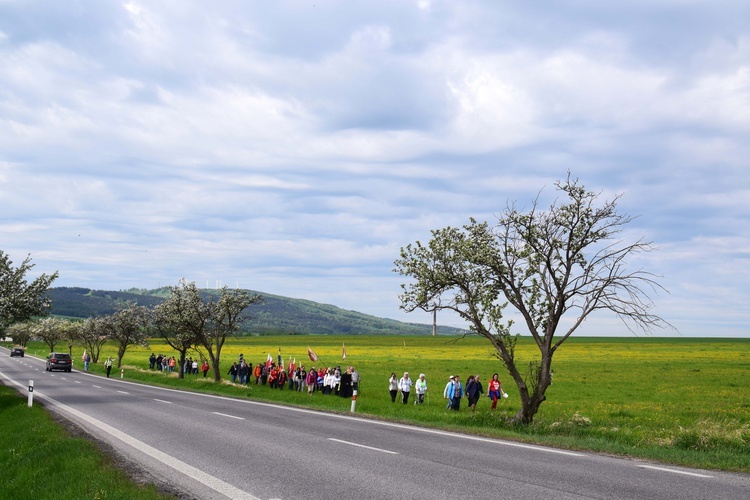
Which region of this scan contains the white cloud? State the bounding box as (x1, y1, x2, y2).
(1, 0, 748, 337)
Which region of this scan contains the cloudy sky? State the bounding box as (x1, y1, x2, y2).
(1, 1, 748, 337)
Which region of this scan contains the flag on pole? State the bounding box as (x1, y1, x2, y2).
(266, 353, 272, 368)
(342, 343, 347, 360)
(290, 357, 296, 373)
(277, 348, 282, 367)
(307, 346, 318, 362)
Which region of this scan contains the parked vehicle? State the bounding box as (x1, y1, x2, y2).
(46, 352, 72, 372)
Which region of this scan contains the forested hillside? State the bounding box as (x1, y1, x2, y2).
(46, 287, 462, 336)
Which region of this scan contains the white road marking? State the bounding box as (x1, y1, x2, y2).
(213, 412, 245, 420)
(154, 399, 172, 404)
(92, 385, 101, 388)
(74, 381, 82, 384)
(639, 465, 713, 478)
(0, 371, 259, 500)
(117, 391, 130, 395)
(329, 438, 398, 455)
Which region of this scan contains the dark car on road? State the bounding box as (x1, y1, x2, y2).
(10, 347, 25, 357)
(46, 352, 72, 372)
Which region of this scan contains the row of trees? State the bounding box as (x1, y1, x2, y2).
(3, 262, 261, 382)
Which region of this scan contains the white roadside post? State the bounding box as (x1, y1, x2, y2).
(120, 368, 124, 379)
(27, 380, 34, 407)
(350, 389, 357, 412)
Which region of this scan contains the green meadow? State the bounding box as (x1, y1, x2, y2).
(16, 335, 750, 473)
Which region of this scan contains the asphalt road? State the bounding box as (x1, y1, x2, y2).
(1, 349, 748, 500)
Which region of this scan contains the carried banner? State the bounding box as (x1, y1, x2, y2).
(307, 346, 318, 362)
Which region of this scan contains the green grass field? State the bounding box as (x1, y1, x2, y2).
(14, 335, 750, 473)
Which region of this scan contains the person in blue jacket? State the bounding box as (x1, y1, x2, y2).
(447, 375, 463, 411)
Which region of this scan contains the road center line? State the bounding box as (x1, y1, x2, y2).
(213, 412, 245, 420)
(328, 438, 399, 455)
(117, 391, 130, 395)
(154, 399, 172, 404)
(639, 465, 713, 478)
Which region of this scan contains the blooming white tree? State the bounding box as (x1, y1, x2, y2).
(6, 320, 34, 347)
(108, 302, 150, 368)
(395, 175, 672, 424)
(33, 317, 75, 353)
(0, 251, 58, 329)
(163, 279, 262, 382)
(72, 316, 110, 363)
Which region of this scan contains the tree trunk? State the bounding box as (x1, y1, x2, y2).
(116, 345, 126, 368)
(211, 354, 222, 382)
(510, 351, 554, 425)
(177, 349, 188, 380)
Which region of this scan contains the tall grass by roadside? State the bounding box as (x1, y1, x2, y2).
(9, 335, 750, 474)
(0, 384, 171, 499)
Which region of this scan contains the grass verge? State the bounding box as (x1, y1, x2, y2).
(0, 383, 171, 499)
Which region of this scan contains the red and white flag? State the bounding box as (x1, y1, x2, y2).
(265, 353, 272, 368)
(342, 343, 347, 360)
(307, 346, 318, 362)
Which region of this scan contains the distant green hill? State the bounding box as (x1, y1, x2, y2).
(46, 287, 463, 336)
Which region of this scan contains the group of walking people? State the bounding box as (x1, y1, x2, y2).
(149, 353, 178, 373)
(230, 356, 361, 399)
(148, 353, 210, 377)
(390, 372, 507, 411)
(389, 372, 428, 405)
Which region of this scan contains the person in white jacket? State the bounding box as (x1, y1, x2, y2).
(414, 373, 428, 404)
(443, 375, 454, 409)
(398, 372, 413, 405)
(388, 373, 399, 402)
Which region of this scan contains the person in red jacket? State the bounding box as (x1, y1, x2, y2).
(306, 367, 317, 395)
(488, 373, 504, 410)
(201, 361, 210, 378)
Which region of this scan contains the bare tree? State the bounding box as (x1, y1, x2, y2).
(395, 175, 672, 425)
